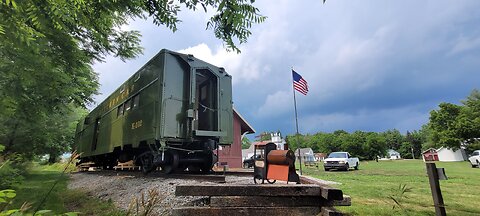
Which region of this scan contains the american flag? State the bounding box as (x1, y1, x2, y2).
(292, 70, 308, 95)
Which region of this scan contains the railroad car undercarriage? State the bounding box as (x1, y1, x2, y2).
(79, 139, 219, 174)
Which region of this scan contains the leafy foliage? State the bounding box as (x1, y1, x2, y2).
(427, 89, 480, 150)
(285, 129, 428, 160)
(241, 136, 251, 149)
(0, 154, 81, 216)
(0, 0, 265, 163)
(388, 184, 412, 210)
(255, 131, 272, 142)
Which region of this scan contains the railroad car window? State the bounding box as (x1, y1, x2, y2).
(133, 95, 139, 109)
(124, 99, 132, 112)
(201, 86, 207, 100)
(117, 104, 124, 117)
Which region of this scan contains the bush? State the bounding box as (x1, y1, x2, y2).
(0, 145, 26, 190)
(0, 162, 24, 190)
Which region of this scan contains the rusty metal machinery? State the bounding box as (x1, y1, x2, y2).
(253, 143, 300, 184)
(267, 150, 296, 166)
(266, 149, 300, 184)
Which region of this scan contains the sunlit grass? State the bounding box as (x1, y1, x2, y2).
(304, 160, 480, 216)
(9, 163, 123, 215)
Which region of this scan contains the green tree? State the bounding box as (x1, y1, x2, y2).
(322, 133, 341, 153)
(426, 89, 480, 151)
(428, 103, 462, 149)
(241, 136, 251, 149)
(381, 129, 404, 150)
(0, 0, 266, 159)
(365, 132, 387, 160)
(255, 132, 272, 142)
(286, 134, 307, 151)
(341, 131, 367, 159)
(400, 130, 423, 159)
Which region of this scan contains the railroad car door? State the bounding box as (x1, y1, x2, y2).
(91, 118, 101, 151)
(195, 69, 218, 132)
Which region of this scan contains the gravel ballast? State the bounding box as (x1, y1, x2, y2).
(68, 172, 253, 215)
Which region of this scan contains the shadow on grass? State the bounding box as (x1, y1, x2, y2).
(9, 169, 123, 215)
(11, 170, 68, 213)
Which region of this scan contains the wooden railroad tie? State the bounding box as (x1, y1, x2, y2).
(113, 160, 141, 171)
(173, 184, 348, 216)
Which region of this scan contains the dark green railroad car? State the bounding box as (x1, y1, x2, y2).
(74, 49, 233, 173)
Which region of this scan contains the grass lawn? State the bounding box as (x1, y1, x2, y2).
(8, 163, 123, 215)
(303, 160, 480, 216)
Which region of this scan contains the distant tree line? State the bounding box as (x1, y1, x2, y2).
(282, 89, 480, 160)
(285, 129, 424, 160)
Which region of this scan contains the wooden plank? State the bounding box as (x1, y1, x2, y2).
(175, 184, 321, 197)
(209, 195, 351, 207)
(210, 196, 326, 207)
(321, 206, 343, 216)
(213, 171, 253, 176)
(300, 176, 344, 200)
(172, 206, 320, 216)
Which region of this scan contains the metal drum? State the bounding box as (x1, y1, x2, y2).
(267, 150, 295, 166)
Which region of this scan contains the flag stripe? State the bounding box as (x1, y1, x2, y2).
(292, 70, 308, 95)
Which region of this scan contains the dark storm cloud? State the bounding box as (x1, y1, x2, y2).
(93, 0, 480, 136)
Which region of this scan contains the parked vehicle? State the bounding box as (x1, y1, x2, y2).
(468, 150, 480, 168)
(243, 155, 260, 168)
(323, 152, 359, 171)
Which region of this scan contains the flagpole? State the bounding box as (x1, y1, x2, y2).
(291, 67, 302, 175)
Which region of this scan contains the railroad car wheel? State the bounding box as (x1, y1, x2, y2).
(187, 165, 201, 173)
(199, 151, 215, 173)
(140, 153, 154, 174)
(253, 175, 264, 184)
(160, 150, 179, 174)
(267, 179, 276, 184)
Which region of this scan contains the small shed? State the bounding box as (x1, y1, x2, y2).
(436, 147, 467, 162)
(422, 148, 438, 162)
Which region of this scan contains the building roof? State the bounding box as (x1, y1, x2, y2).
(422, 148, 437, 154)
(436, 146, 464, 153)
(233, 107, 255, 134)
(387, 149, 400, 154)
(294, 148, 314, 156)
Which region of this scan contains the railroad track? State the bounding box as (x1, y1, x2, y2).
(72, 169, 229, 183)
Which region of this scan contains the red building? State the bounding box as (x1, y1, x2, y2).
(216, 108, 255, 168)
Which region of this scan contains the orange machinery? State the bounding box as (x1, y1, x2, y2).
(253, 142, 300, 184)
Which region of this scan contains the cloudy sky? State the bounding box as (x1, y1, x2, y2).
(93, 0, 480, 138)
